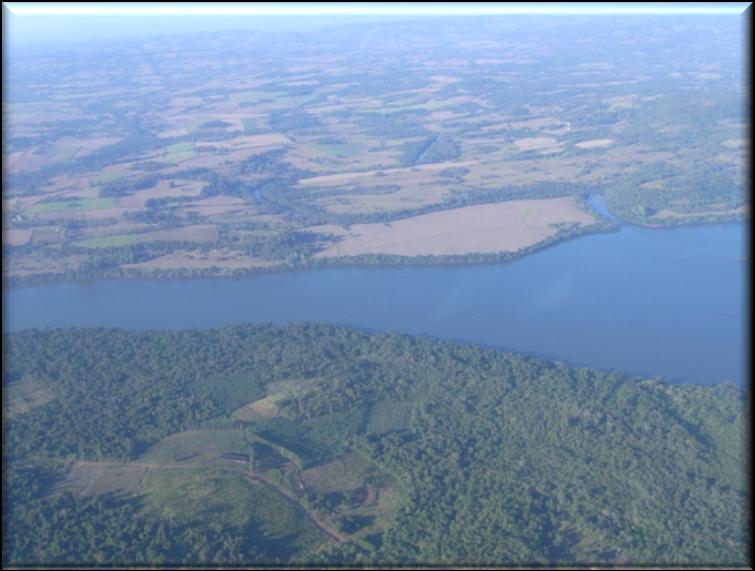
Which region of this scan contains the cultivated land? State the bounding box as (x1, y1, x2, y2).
(3, 16, 748, 286)
(311, 196, 595, 258)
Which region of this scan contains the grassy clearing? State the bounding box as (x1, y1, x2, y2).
(164, 150, 198, 163)
(366, 401, 413, 435)
(27, 197, 118, 215)
(243, 118, 259, 133)
(139, 467, 328, 554)
(233, 396, 281, 422)
(309, 143, 360, 158)
(164, 141, 197, 163)
(301, 453, 372, 493)
(232, 378, 313, 421)
(139, 429, 249, 466)
(51, 144, 82, 163)
(3, 377, 56, 418)
(166, 141, 195, 154)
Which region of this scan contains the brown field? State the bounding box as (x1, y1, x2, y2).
(122, 249, 276, 272)
(5, 253, 90, 279)
(4, 228, 33, 246)
(3, 195, 49, 212)
(311, 196, 595, 258)
(35, 207, 126, 222)
(512, 137, 563, 152)
(232, 396, 281, 421)
(652, 205, 748, 220)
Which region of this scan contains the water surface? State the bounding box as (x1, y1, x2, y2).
(5, 223, 748, 385)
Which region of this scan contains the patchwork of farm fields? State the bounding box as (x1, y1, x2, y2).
(3, 17, 747, 285)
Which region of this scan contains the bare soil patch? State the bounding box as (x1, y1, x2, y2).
(53, 462, 148, 497)
(4, 228, 33, 246)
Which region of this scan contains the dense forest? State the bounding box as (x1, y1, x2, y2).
(3, 324, 749, 566)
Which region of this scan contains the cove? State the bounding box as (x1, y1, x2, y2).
(4, 223, 748, 385)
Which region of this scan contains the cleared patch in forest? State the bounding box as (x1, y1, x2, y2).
(366, 401, 413, 435)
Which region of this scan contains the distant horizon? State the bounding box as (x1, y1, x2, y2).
(3, 2, 750, 47)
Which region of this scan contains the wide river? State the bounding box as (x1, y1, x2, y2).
(5, 223, 748, 385)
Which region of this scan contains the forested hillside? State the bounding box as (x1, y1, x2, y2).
(3, 324, 749, 566)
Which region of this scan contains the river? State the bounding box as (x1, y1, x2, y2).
(4, 222, 748, 385)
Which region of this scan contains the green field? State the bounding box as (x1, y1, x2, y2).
(50, 145, 82, 163)
(309, 143, 360, 158)
(140, 467, 326, 551)
(243, 118, 259, 133)
(27, 197, 118, 215)
(166, 142, 195, 154)
(163, 141, 197, 163)
(72, 233, 141, 248)
(99, 170, 127, 184)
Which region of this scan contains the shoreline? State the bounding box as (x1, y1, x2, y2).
(3, 320, 744, 390)
(3, 219, 618, 291)
(5, 213, 749, 292)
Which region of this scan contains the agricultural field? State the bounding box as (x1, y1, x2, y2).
(310, 197, 595, 258)
(3, 16, 747, 286)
